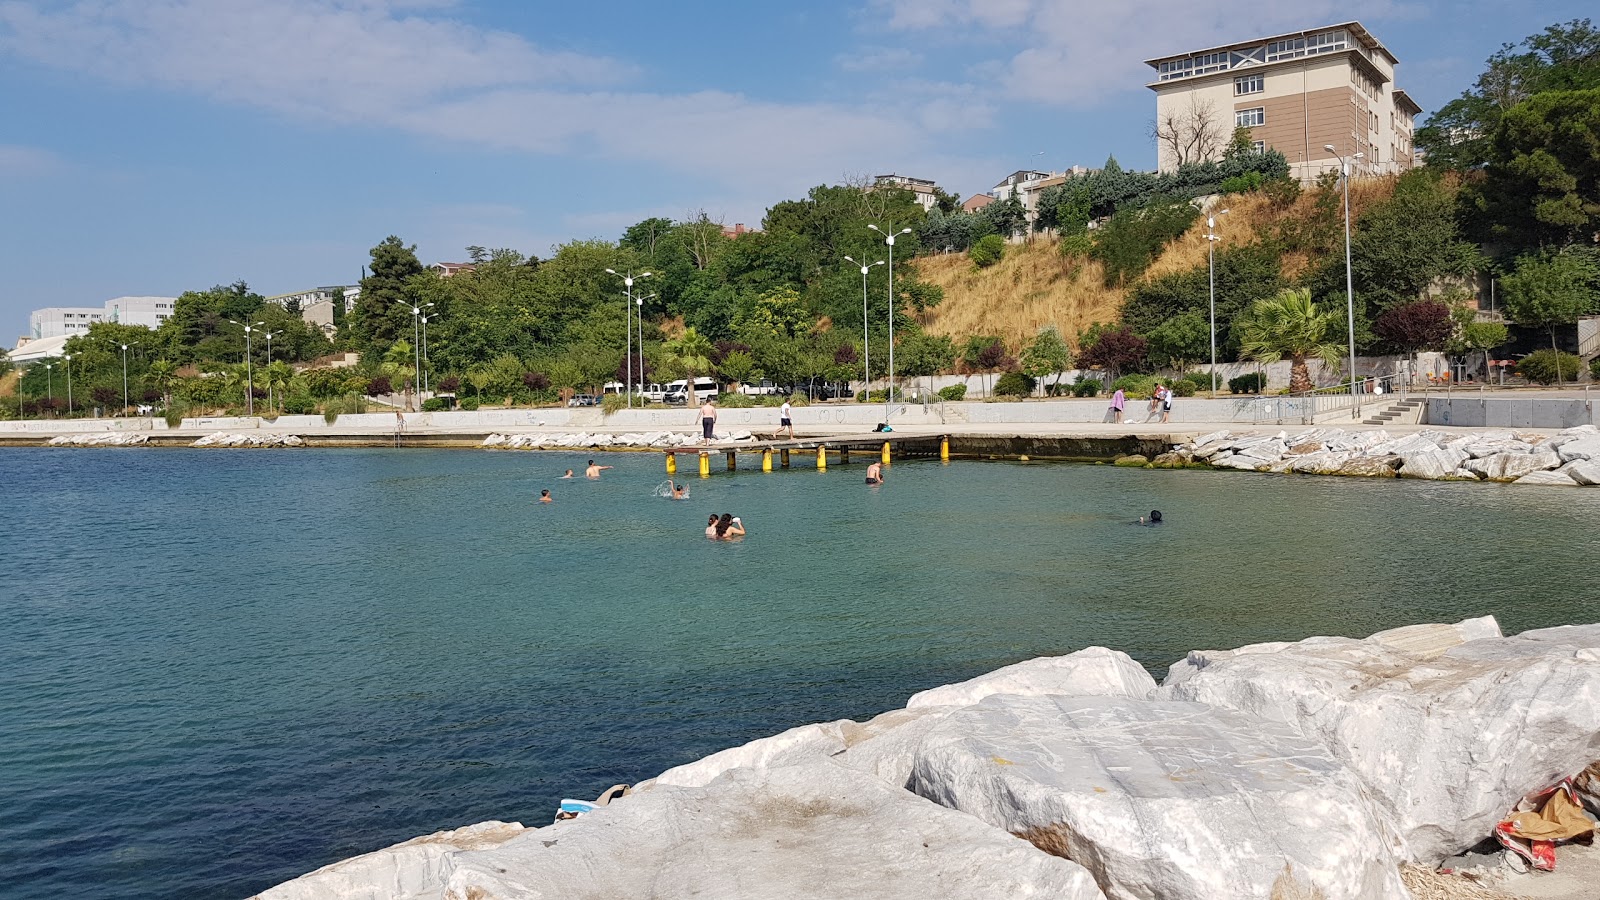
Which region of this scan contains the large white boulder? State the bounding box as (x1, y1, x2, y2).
(1556, 434, 1600, 463)
(1466, 450, 1561, 481)
(907, 694, 1408, 900)
(1160, 623, 1600, 863)
(651, 719, 855, 788)
(906, 646, 1157, 709)
(254, 821, 526, 900)
(1397, 448, 1466, 480)
(1560, 461, 1600, 486)
(442, 761, 1107, 900)
(1514, 470, 1578, 486)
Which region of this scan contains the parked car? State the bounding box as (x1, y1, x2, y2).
(567, 393, 599, 407)
(737, 380, 785, 396)
(640, 383, 667, 403)
(663, 377, 719, 405)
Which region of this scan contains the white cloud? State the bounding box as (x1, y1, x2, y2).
(0, 144, 67, 177)
(874, 0, 1414, 106)
(835, 46, 923, 72)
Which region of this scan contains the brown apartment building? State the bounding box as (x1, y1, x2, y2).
(1146, 23, 1421, 181)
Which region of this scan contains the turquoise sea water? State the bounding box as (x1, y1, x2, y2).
(3, 447, 1598, 898)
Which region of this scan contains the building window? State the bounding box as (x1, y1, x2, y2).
(1235, 74, 1263, 95)
(1235, 107, 1265, 127)
(1251, 140, 1266, 154)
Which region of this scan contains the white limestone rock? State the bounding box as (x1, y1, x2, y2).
(254, 820, 526, 900)
(1337, 455, 1400, 477)
(907, 646, 1157, 709)
(907, 694, 1408, 900)
(1371, 434, 1439, 457)
(1558, 436, 1600, 463)
(652, 719, 855, 788)
(1160, 624, 1600, 863)
(1514, 470, 1578, 486)
(1328, 430, 1390, 453)
(1211, 454, 1265, 471)
(1288, 452, 1348, 474)
(1561, 460, 1600, 486)
(835, 706, 956, 788)
(1397, 448, 1466, 480)
(1236, 438, 1288, 462)
(1463, 440, 1532, 459)
(442, 761, 1107, 900)
(1466, 450, 1561, 481)
(1367, 615, 1502, 659)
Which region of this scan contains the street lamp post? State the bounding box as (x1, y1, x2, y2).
(262, 330, 282, 411)
(634, 294, 655, 402)
(226, 321, 265, 415)
(843, 256, 885, 399)
(420, 313, 433, 392)
(867, 225, 912, 425)
(1205, 209, 1229, 395)
(605, 269, 652, 407)
(64, 353, 72, 417)
(117, 341, 140, 415)
(395, 301, 433, 410)
(1325, 145, 1364, 411)
(45, 363, 53, 405)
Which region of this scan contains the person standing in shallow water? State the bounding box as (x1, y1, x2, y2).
(706, 514, 719, 538)
(865, 461, 884, 485)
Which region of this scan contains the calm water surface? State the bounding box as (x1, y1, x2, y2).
(3, 447, 1597, 898)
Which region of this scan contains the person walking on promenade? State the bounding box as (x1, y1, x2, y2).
(778, 398, 794, 440)
(1159, 384, 1173, 424)
(1144, 387, 1162, 423)
(699, 398, 717, 443)
(1108, 388, 1125, 424)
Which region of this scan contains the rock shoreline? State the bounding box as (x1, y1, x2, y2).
(257, 616, 1600, 899)
(1150, 424, 1600, 487)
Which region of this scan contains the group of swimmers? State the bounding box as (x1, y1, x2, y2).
(537, 460, 744, 539)
(705, 513, 745, 540)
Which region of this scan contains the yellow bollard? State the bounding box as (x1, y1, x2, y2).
(940, 436, 950, 462)
(881, 442, 891, 465)
(762, 448, 773, 472)
(816, 444, 827, 471)
(666, 452, 677, 475)
(698, 451, 710, 478)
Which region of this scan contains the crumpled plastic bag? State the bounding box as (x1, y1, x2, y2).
(1494, 779, 1595, 871)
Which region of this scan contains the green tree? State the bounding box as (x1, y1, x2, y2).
(969, 234, 1005, 268)
(263, 360, 294, 411)
(1236, 289, 1344, 393)
(1459, 320, 1511, 378)
(1145, 310, 1209, 373)
(1019, 327, 1073, 395)
(980, 195, 1027, 238)
(1500, 249, 1600, 383)
(896, 332, 957, 378)
(354, 236, 427, 357)
(380, 340, 418, 408)
(1471, 88, 1600, 250)
(718, 350, 759, 389)
(146, 359, 179, 408)
(664, 327, 716, 392)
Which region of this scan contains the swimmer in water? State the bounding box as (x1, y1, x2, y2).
(714, 513, 745, 540)
(539, 489, 553, 503)
(560, 469, 575, 479)
(1137, 509, 1163, 525)
(585, 460, 612, 479)
(706, 514, 719, 538)
(668, 479, 687, 500)
(865, 461, 884, 485)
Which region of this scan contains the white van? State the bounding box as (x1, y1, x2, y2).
(663, 377, 718, 405)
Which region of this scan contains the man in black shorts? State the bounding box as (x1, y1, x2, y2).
(778, 398, 794, 439)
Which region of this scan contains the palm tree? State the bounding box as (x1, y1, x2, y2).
(264, 360, 294, 412)
(380, 340, 417, 410)
(146, 359, 178, 409)
(664, 327, 716, 396)
(1236, 288, 1344, 394)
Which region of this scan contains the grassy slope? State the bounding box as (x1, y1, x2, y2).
(913, 177, 1400, 350)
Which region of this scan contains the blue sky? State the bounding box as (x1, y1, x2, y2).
(0, 0, 1589, 339)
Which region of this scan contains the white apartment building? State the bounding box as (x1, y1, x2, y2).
(873, 174, 941, 212)
(1146, 22, 1420, 180)
(264, 285, 359, 314)
(28, 296, 177, 339)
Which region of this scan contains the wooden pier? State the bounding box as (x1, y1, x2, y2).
(662, 433, 949, 475)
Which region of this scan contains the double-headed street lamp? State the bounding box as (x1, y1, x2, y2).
(843, 256, 885, 398)
(1326, 144, 1363, 411)
(1205, 208, 1229, 395)
(227, 320, 265, 415)
(605, 269, 651, 407)
(867, 225, 912, 424)
(261, 330, 282, 410)
(116, 340, 140, 415)
(395, 301, 433, 409)
(634, 293, 655, 400)
(420, 312, 434, 392)
(45, 363, 54, 409)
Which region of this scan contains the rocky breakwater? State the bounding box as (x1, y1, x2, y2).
(191, 432, 306, 448)
(1154, 424, 1600, 486)
(257, 617, 1600, 900)
(482, 430, 755, 450)
(46, 433, 150, 447)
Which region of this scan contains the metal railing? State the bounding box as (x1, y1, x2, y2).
(1249, 375, 1404, 426)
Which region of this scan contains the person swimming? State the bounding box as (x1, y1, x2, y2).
(666, 479, 688, 500)
(706, 514, 719, 539)
(585, 460, 612, 479)
(865, 461, 884, 485)
(560, 469, 575, 479)
(1137, 510, 1163, 525)
(539, 489, 553, 503)
(713, 513, 745, 540)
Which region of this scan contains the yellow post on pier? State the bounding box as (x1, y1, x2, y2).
(698, 451, 711, 478)
(940, 436, 950, 462)
(762, 448, 773, 472)
(881, 442, 891, 465)
(816, 444, 827, 471)
(666, 452, 677, 474)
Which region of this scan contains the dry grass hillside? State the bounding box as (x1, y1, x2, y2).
(914, 176, 1401, 350)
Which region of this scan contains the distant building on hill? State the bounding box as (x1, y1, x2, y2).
(27, 296, 177, 339)
(721, 223, 758, 238)
(961, 194, 994, 213)
(1145, 22, 1420, 180)
(873, 174, 941, 212)
(265, 286, 360, 340)
(430, 262, 477, 278)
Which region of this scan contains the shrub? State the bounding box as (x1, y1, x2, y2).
(458, 397, 480, 411)
(1071, 377, 1102, 397)
(1219, 171, 1265, 195)
(969, 234, 1005, 268)
(282, 394, 316, 415)
(1518, 350, 1582, 385)
(937, 384, 967, 401)
(164, 407, 184, 428)
(366, 375, 392, 396)
(1181, 371, 1214, 390)
(994, 371, 1036, 397)
(1111, 374, 1157, 398)
(714, 392, 754, 408)
(601, 393, 628, 414)
(1229, 372, 1266, 394)
(523, 371, 550, 391)
(1168, 380, 1197, 397)
(435, 375, 461, 393)
(1592, 357, 1600, 381)
(856, 388, 907, 403)
(1058, 231, 1094, 258)
(421, 397, 449, 412)
(786, 392, 809, 407)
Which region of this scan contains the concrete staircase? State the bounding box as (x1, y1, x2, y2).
(1361, 398, 1424, 426)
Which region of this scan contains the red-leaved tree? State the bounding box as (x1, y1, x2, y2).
(1374, 300, 1453, 374)
(1079, 327, 1148, 381)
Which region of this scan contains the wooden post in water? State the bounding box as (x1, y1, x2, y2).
(841, 447, 850, 464)
(698, 451, 710, 478)
(726, 450, 737, 472)
(780, 449, 790, 468)
(666, 452, 677, 474)
(816, 444, 827, 471)
(762, 448, 773, 472)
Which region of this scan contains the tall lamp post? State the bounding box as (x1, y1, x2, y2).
(634, 294, 655, 400)
(605, 269, 651, 407)
(45, 363, 53, 405)
(1325, 145, 1363, 410)
(64, 353, 72, 417)
(117, 340, 141, 415)
(843, 256, 885, 399)
(419, 312, 433, 392)
(227, 321, 265, 415)
(867, 225, 912, 424)
(261, 329, 282, 412)
(395, 301, 433, 410)
(1205, 208, 1229, 395)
